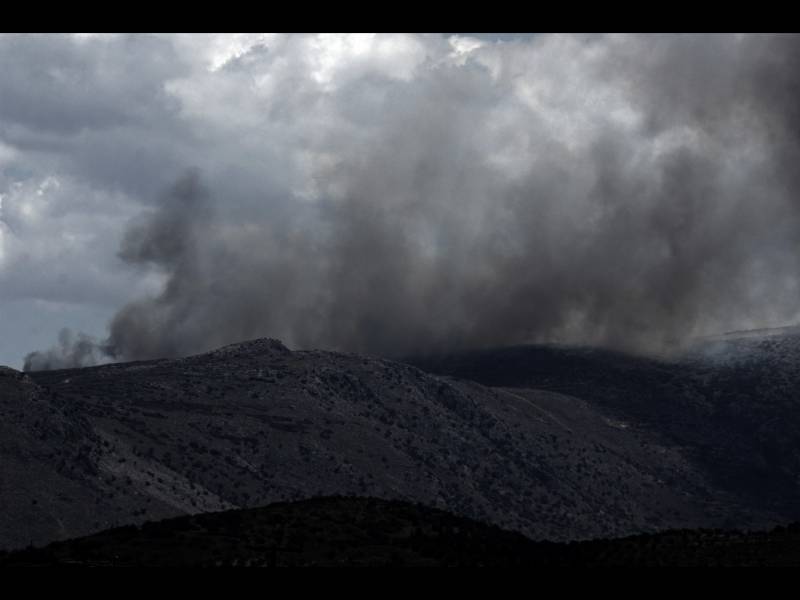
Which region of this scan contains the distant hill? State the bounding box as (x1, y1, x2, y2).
(408, 332, 800, 521)
(2, 334, 799, 550)
(3, 497, 799, 567)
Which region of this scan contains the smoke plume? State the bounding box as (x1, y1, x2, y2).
(22, 34, 800, 369)
(23, 328, 111, 371)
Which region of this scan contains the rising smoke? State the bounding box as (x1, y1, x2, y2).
(23, 328, 111, 371)
(23, 34, 800, 370)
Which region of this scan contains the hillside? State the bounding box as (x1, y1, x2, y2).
(3, 497, 799, 567)
(408, 333, 800, 518)
(1, 335, 795, 550)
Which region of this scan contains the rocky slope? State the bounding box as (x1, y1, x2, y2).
(409, 332, 800, 521)
(1, 335, 795, 550)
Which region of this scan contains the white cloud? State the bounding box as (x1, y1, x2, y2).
(0, 174, 143, 305)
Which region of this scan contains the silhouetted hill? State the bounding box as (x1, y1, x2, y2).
(2, 335, 797, 550)
(2, 497, 799, 567)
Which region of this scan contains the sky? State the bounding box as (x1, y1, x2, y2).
(2, 34, 800, 370)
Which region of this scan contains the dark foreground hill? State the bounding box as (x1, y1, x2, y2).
(3, 497, 799, 567)
(2, 334, 798, 550)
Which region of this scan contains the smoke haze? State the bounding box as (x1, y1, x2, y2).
(17, 34, 800, 370)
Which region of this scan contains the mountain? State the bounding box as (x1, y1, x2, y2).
(3, 497, 799, 567)
(2, 334, 798, 551)
(407, 332, 800, 521)
(0, 366, 109, 548)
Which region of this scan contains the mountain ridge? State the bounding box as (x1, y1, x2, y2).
(2, 334, 798, 550)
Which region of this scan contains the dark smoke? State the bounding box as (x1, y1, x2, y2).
(23, 34, 800, 369)
(23, 328, 111, 371)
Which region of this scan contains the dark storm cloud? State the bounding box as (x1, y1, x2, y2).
(17, 34, 800, 369)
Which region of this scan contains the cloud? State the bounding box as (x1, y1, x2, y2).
(4, 34, 800, 369)
(0, 174, 151, 306)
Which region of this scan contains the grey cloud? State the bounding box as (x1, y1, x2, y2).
(0, 34, 192, 202)
(0, 34, 185, 135)
(16, 34, 800, 370)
